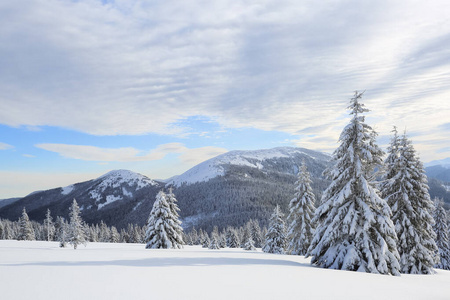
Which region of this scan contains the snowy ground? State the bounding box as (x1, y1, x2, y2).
(1, 241, 449, 300)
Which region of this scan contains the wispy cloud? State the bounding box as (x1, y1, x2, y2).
(0, 1, 449, 160)
(35, 142, 228, 164)
(0, 142, 13, 150)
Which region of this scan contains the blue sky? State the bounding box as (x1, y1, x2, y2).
(0, 0, 449, 198)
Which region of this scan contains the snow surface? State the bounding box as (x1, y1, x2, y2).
(1, 241, 449, 300)
(167, 147, 330, 186)
(60, 184, 74, 195)
(97, 195, 123, 210)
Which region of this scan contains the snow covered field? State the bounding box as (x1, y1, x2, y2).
(1, 241, 449, 300)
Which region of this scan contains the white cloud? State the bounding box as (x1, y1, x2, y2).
(0, 0, 449, 160)
(0, 142, 13, 150)
(35, 142, 228, 163)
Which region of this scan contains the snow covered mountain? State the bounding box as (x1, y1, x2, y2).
(170, 147, 332, 231)
(167, 147, 330, 186)
(425, 157, 450, 169)
(0, 170, 162, 228)
(0, 147, 331, 231)
(3, 147, 446, 232)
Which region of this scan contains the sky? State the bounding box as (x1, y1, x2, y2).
(0, 0, 449, 198)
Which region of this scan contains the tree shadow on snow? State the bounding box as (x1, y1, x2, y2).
(3, 256, 308, 268)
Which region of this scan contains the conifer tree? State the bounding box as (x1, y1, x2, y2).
(55, 216, 68, 248)
(167, 188, 185, 245)
(243, 234, 256, 251)
(188, 228, 198, 245)
(219, 231, 227, 248)
(287, 160, 316, 255)
(69, 199, 87, 249)
(99, 221, 110, 242)
(249, 220, 263, 248)
(381, 132, 439, 274)
(202, 231, 210, 248)
(110, 226, 120, 243)
(43, 209, 55, 242)
(263, 205, 286, 254)
(18, 208, 35, 241)
(308, 92, 400, 275)
(433, 198, 450, 270)
(209, 232, 220, 250)
(0, 220, 3, 240)
(226, 227, 240, 248)
(145, 191, 184, 249)
(4, 222, 13, 240)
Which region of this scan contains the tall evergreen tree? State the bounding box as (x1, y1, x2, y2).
(18, 208, 35, 241)
(433, 198, 450, 270)
(145, 191, 184, 249)
(249, 220, 263, 248)
(244, 235, 256, 251)
(69, 199, 87, 249)
(110, 226, 120, 243)
(381, 132, 439, 274)
(0, 220, 4, 240)
(43, 209, 55, 242)
(226, 227, 240, 248)
(263, 205, 286, 254)
(308, 92, 400, 275)
(287, 160, 316, 255)
(166, 188, 184, 245)
(208, 231, 220, 250)
(202, 231, 210, 248)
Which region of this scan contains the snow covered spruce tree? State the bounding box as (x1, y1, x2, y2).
(69, 199, 87, 249)
(55, 216, 68, 247)
(243, 234, 256, 251)
(433, 198, 450, 270)
(226, 227, 240, 248)
(287, 160, 316, 255)
(166, 187, 184, 245)
(145, 190, 184, 249)
(307, 92, 400, 275)
(18, 208, 35, 241)
(381, 131, 439, 274)
(263, 205, 287, 254)
(43, 209, 55, 242)
(209, 232, 220, 250)
(249, 220, 263, 248)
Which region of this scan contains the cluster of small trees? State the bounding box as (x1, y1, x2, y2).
(0, 199, 148, 248)
(182, 220, 266, 251)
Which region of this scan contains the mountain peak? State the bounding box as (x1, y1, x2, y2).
(166, 146, 331, 187)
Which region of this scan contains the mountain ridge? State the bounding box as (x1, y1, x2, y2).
(1, 147, 449, 231)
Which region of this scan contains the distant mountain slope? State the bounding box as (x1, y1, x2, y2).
(0, 170, 162, 228)
(170, 147, 332, 231)
(2, 148, 447, 232)
(425, 165, 450, 182)
(0, 198, 21, 209)
(425, 157, 450, 169)
(0, 148, 331, 231)
(167, 147, 330, 186)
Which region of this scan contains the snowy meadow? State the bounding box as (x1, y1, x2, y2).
(1, 241, 449, 300)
